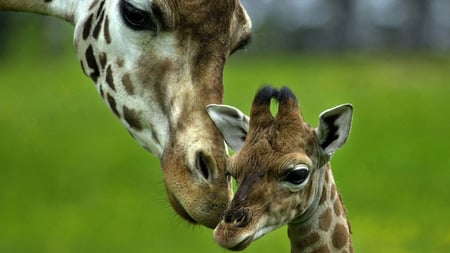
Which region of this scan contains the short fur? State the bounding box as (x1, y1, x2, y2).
(208, 86, 354, 252)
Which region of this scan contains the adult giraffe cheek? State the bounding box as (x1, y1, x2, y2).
(161, 139, 232, 228)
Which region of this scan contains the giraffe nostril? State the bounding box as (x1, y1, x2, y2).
(235, 211, 250, 227)
(224, 208, 251, 227)
(224, 209, 234, 223)
(196, 151, 211, 180)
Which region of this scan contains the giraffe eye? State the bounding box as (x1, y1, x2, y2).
(283, 166, 309, 186)
(120, 1, 157, 32)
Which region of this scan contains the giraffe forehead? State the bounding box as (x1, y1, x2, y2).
(241, 127, 316, 161)
(176, 0, 235, 22)
(248, 116, 317, 148)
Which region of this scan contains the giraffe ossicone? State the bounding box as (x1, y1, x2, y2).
(0, 0, 252, 228)
(208, 86, 354, 252)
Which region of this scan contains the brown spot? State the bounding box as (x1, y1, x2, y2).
(106, 93, 120, 117)
(44, 0, 52, 2)
(325, 170, 330, 183)
(122, 73, 134, 95)
(295, 232, 320, 252)
(96, 0, 105, 17)
(330, 184, 337, 201)
(123, 106, 142, 130)
(82, 14, 94, 40)
(332, 223, 349, 249)
(104, 15, 111, 44)
(319, 208, 332, 231)
(85, 45, 100, 82)
(312, 244, 331, 253)
(116, 58, 124, 68)
(99, 85, 104, 98)
(93, 9, 105, 39)
(99, 52, 107, 70)
(88, 0, 100, 11)
(80, 60, 87, 77)
(105, 65, 115, 91)
(319, 185, 327, 205)
(334, 199, 342, 217)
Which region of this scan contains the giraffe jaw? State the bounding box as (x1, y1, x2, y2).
(166, 190, 198, 225)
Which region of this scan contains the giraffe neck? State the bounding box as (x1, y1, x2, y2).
(287, 167, 353, 253)
(0, 0, 79, 24)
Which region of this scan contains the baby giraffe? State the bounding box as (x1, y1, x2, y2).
(207, 86, 353, 253)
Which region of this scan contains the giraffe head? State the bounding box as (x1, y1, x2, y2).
(207, 86, 353, 250)
(75, 0, 252, 229)
(1, 0, 251, 228)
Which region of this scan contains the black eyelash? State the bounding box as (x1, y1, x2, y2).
(283, 168, 309, 185)
(120, 1, 157, 32)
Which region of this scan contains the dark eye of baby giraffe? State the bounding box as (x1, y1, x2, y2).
(120, 1, 157, 31)
(284, 168, 309, 185)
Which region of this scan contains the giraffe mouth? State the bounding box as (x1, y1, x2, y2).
(228, 235, 253, 251)
(167, 191, 197, 225)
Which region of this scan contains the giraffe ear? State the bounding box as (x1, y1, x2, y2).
(315, 104, 353, 157)
(206, 104, 249, 152)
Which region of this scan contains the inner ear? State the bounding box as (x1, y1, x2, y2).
(316, 104, 353, 156)
(319, 113, 341, 148)
(206, 104, 249, 152)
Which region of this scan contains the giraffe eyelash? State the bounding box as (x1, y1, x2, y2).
(281, 165, 310, 192)
(120, 1, 158, 32)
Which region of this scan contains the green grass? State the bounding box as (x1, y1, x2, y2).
(1, 24, 450, 252)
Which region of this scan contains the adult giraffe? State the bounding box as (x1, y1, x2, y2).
(0, 0, 252, 228)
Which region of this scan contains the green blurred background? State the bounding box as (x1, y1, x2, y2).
(1, 9, 450, 253)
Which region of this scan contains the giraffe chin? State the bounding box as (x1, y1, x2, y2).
(228, 236, 253, 251)
(166, 190, 198, 225)
(215, 232, 254, 251)
(214, 218, 280, 251)
(213, 224, 257, 251)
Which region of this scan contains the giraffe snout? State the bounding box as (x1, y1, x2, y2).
(223, 208, 251, 228)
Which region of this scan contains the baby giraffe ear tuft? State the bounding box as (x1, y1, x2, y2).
(315, 104, 353, 157)
(206, 104, 249, 152)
